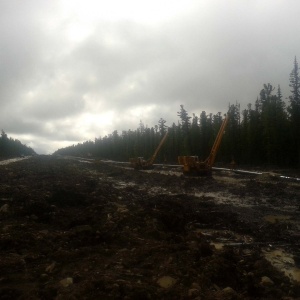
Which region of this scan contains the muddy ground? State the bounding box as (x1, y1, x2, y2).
(0, 155, 300, 299)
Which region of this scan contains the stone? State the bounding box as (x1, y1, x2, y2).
(0, 204, 9, 213)
(188, 288, 199, 297)
(157, 276, 177, 288)
(222, 287, 237, 295)
(60, 277, 73, 287)
(260, 276, 274, 286)
(45, 262, 56, 273)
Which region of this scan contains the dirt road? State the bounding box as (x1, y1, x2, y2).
(0, 155, 300, 299)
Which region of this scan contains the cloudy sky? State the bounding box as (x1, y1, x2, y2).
(1, 0, 299, 154)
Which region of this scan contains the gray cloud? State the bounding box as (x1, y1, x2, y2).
(0, 1, 299, 153)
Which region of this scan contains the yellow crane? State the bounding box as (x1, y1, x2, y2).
(178, 114, 229, 175)
(129, 130, 169, 170)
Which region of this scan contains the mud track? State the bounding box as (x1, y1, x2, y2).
(0, 156, 300, 299)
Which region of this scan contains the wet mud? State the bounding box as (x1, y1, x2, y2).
(0, 155, 300, 299)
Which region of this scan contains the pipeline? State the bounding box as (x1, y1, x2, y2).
(213, 167, 300, 182)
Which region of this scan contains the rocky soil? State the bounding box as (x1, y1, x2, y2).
(0, 155, 300, 299)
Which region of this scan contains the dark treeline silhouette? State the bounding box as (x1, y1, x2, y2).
(0, 130, 36, 158)
(54, 58, 300, 169)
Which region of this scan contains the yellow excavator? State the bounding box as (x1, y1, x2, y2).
(178, 114, 229, 175)
(129, 130, 169, 170)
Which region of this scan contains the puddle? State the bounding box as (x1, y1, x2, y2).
(264, 215, 291, 223)
(0, 157, 27, 165)
(194, 191, 254, 208)
(263, 249, 300, 282)
(115, 181, 136, 188)
(153, 170, 181, 176)
(116, 179, 168, 195)
(208, 230, 300, 283)
(279, 175, 300, 182)
(192, 228, 254, 251)
(78, 160, 92, 164)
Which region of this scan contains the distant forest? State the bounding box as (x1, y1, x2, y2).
(0, 130, 36, 158)
(54, 58, 300, 168)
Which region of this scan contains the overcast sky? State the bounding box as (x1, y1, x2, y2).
(0, 0, 298, 154)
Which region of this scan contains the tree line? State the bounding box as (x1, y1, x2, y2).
(54, 58, 300, 168)
(0, 130, 36, 158)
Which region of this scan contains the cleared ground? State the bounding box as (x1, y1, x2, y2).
(0, 156, 300, 299)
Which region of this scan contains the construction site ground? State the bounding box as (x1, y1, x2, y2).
(0, 155, 300, 299)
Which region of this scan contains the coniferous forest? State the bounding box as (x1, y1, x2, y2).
(53, 58, 299, 169)
(0, 130, 36, 158)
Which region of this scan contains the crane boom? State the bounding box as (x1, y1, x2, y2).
(129, 130, 169, 170)
(147, 131, 169, 165)
(178, 114, 229, 175)
(205, 115, 229, 168)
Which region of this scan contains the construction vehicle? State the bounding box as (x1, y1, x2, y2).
(178, 114, 229, 176)
(129, 130, 169, 170)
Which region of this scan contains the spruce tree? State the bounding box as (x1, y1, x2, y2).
(177, 105, 191, 154)
(288, 57, 300, 166)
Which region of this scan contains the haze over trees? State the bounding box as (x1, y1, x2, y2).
(53, 57, 300, 168)
(0, 130, 36, 158)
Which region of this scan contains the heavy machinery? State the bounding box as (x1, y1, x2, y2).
(129, 130, 169, 170)
(178, 114, 229, 176)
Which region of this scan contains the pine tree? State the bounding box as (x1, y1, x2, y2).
(177, 105, 191, 154)
(260, 84, 276, 165)
(275, 85, 289, 166)
(190, 113, 200, 155)
(158, 118, 167, 135)
(288, 57, 300, 166)
(224, 103, 240, 165)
